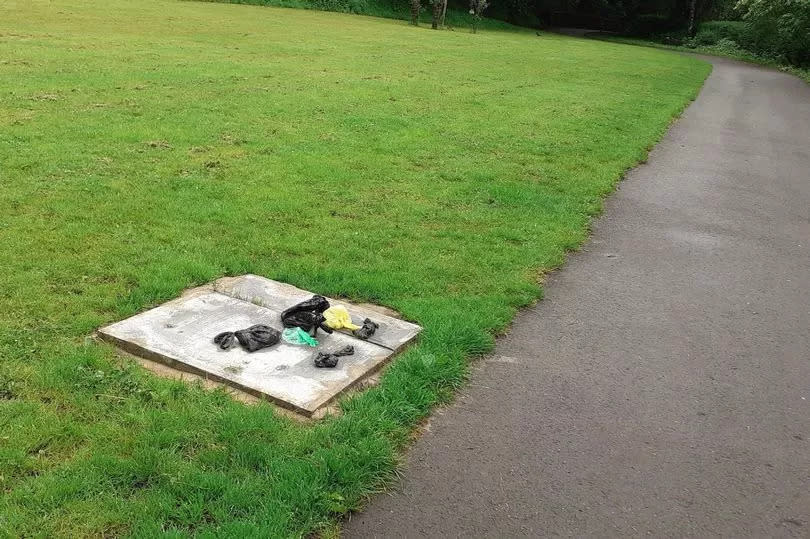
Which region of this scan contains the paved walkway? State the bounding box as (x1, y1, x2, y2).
(344, 56, 810, 537)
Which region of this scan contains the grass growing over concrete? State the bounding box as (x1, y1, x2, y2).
(0, 1, 709, 535)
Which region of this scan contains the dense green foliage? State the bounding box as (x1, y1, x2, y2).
(204, 0, 731, 32)
(0, 0, 710, 536)
(553, 0, 810, 69)
(625, 15, 810, 70)
(521, 0, 720, 32)
(638, 19, 748, 47)
(601, 29, 810, 84)
(736, 0, 810, 66)
(689, 19, 747, 44)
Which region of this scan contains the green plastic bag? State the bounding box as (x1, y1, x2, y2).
(282, 327, 318, 347)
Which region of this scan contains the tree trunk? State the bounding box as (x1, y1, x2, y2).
(410, 0, 420, 26)
(440, 0, 447, 27)
(431, 0, 441, 29)
(687, 0, 697, 36)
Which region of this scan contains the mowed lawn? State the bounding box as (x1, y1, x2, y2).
(0, 1, 709, 536)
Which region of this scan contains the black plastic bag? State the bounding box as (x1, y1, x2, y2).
(353, 318, 379, 340)
(314, 352, 339, 368)
(313, 345, 355, 369)
(281, 295, 333, 336)
(214, 331, 236, 350)
(214, 324, 280, 352)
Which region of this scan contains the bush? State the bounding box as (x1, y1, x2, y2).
(312, 0, 369, 13)
(638, 20, 745, 48)
(681, 20, 760, 49)
(737, 0, 810, 66)
(693, 21, 747, 44)
(704, 37, 747, 55)
(659, 19, 807, 67)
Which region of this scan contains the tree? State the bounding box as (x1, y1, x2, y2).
(470, 0, 490, 32)
(736, 0, 810, 65)
(687, 0, 698, 35)
(410, 0, 421, 25)
(432, 0, 443, 28)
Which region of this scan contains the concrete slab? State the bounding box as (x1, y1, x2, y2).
(98, 280, 421, 416)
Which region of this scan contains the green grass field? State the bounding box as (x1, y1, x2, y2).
(0, 1, 709, 535)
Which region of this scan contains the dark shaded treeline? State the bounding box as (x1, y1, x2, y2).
(482, 0, 736, 33)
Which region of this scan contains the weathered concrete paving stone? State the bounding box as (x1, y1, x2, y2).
(98, 281, 421, 416)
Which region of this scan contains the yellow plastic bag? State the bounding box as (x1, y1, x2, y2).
(323, 306, 361, 331)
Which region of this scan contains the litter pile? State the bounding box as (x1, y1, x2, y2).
(98, 275, 423, 416)
(212, 295, 377, 368)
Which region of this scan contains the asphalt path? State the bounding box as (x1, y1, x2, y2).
(344, 56, 810, 538)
